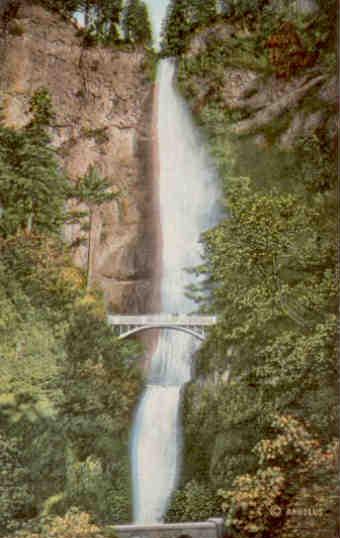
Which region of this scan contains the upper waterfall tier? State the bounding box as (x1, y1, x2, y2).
(157, 59, 220, 314)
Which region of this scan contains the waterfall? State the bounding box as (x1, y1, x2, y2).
(131, 58, 220, 523)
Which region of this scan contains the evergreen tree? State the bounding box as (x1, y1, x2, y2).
(89, 0, 123, 42)
(0, 89, 116, 293)
(222, 0, 269, 18)
(191, 0, 217, 27)
(32, 0, 125, 41)
(122, 0, 152, 45)
(37, 0, 123, 42)
(72, 165, 116, 289)
(0, 89, 68, 237)
(161, 0, 217, 56)
(161, 0, 193, 56)
(104, 0, 123, 41)
(37, 0, 83, 16)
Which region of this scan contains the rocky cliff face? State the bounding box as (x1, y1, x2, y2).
(181, 20, 337, 150)
(0, 2, 157, 313)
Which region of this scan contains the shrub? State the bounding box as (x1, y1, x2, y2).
(220, 416, 339, 538)
(166, 480, 220, 522)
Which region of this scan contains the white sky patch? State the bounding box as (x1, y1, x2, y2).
(74, 11, 85, 26)
(143, 0, 169, 47)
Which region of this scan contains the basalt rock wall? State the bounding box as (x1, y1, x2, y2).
(0, 1, 157, 313)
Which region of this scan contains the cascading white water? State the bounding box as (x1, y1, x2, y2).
(131, 58, 220, 523)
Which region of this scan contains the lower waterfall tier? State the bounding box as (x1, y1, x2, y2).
(132, 384, 181, 523)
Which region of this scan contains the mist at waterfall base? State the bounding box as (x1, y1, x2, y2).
(130, 58, 221, 524)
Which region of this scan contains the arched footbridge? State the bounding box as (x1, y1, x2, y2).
(108, 314, 217, 341)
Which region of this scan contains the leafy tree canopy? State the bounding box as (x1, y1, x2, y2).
(0, 89, 144, 534)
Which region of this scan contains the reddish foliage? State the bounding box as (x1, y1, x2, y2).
(266, 22, 318, 78)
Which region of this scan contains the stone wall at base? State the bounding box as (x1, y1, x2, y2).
(112, 520, 225, 538)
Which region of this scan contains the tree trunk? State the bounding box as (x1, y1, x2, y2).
(86, 207, 94, 290)
(26, 213, 33, 236)
(84, 1, 90, 27)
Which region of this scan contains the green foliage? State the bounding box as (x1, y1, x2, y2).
(0, 90, 68, 237)
(0, 88, 117, 291)
(177, 35, 271, 99)
(93, 0, 123, 42)
(33, 0, 124, 45)
(72, 165, 116, 208)
(0, 233, 143, 529)
(161, 0, 189, 55)
(220, 415, 339, 537)
(191, 0, 217, 27)
(166, 480, 220, 522)
(80, 0, 124, 46)
(161, 0, 218, 56)
(0, 435, 35, 535)
(0, 110, 143, 532)
(70, 165, 117, 288)
(179, 382, 223, 486)
(226, 0, 268, 18)
(72, 0, 154, 48)
(0, 227, 141, 522)
(63, 449, 133, 523)
(33, 0, 83, 17)
(163, 0, 336, 79)
(82, 127, 109, 144)
(29, 0, 155, 49)
(161, 0, 272, 56)
(29, 88, 56, 127)
(11, 507, 109, 537)
(174, 129, 337, 530)
(141, 49, 158, 82)
(168, 3, 337, 531)
(183, 139, 337, 487)
(0, 92, 115, 244)
(122, 0, 152, 46)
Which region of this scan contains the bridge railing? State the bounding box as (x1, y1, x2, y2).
(108, 314, 217, 326)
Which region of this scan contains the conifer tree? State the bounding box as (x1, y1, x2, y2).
(72, 165, 117, 289)
(38, 0, 82, 16)
(106, 0, 123, 41)
(0, 89, 68, 237)
(90, 0, 123, 41)
(191, 0, 217, 27)
(0, 89, 117, 294)
(161, 0, 192, 56)
(122, 0, 152, 45)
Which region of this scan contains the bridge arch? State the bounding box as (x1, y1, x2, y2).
(117, 324, 205, 341)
